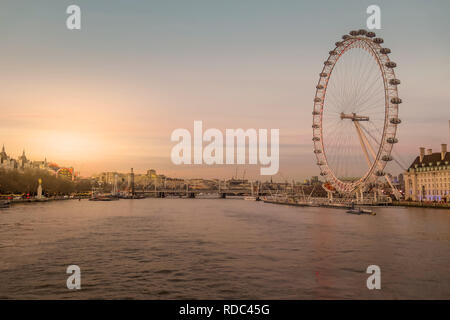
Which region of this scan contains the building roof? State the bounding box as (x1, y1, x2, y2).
(408, 152, 450, 169)
(0, 145, 7, 158)
(19, 150, 27, 161)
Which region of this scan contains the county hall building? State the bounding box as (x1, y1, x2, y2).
(404, 144, 449, 201)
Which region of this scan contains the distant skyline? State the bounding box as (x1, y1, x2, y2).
(1, 0, 449, 180)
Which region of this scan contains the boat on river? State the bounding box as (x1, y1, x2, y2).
(89, 195, 119, 201)
(346, 208, 376, 215)
(0, 200, 11, 208)
(244, 196, 261, 201)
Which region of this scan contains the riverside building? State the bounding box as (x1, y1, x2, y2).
(404, 144, 449, 201)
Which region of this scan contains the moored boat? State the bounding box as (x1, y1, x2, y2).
(244, 196, 261, 201)
(89, 195, 119, 201)
(0, 200, 11, 208)
(346, 208, 376, 215)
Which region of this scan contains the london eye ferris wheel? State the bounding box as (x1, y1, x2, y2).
(312, 29, 402, 194)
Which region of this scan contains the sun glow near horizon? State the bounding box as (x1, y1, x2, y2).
(0, 1, 449, 179)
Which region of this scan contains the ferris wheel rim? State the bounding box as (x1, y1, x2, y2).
(312, 30, 401, 194)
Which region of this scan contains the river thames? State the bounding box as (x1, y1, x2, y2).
(0, 199, 448, 299)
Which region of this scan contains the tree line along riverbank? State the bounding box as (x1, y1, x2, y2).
(0, 168, 92, 196)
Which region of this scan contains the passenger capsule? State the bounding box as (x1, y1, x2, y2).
(335, 41, 343, 47)
(387, 137, 399, 144)
(317, 161, 324, 165)
(324, 60, 333, 66)
(316, 84, 324, 89)
(375, 170, 385, 176)
(366, 32, 376, 38)
(312, 110, 320, 115)
(373, 38, 384, 44)
(312, 124, 320, 129)
(390, 97, 402, 104)
(342, 35, 350, 40)
(380, 48, 391, 54)
(358, 29, 367, 35)
(320, 72, 328, 77)
(314, 97, 322, 103)
(389, 79, 401, 85)
(385, 61, 396, 68)
(329, 50, 337, 55)
(349, 30, 358, 36)
(390, 118, 402, 124)
(312, 137, 320, 141)
(320, 172, 327, 176)
(314, 149, 322, 154)
(382, 155, 393, 161)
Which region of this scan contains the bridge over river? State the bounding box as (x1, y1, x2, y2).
(135, 188, 271, 198)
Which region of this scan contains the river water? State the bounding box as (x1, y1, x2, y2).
(0, 199, 448, 299)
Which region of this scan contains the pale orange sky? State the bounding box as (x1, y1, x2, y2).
(1, 1, 449, 180)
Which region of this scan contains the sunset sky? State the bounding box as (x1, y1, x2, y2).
(0, 0, 449, 180)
